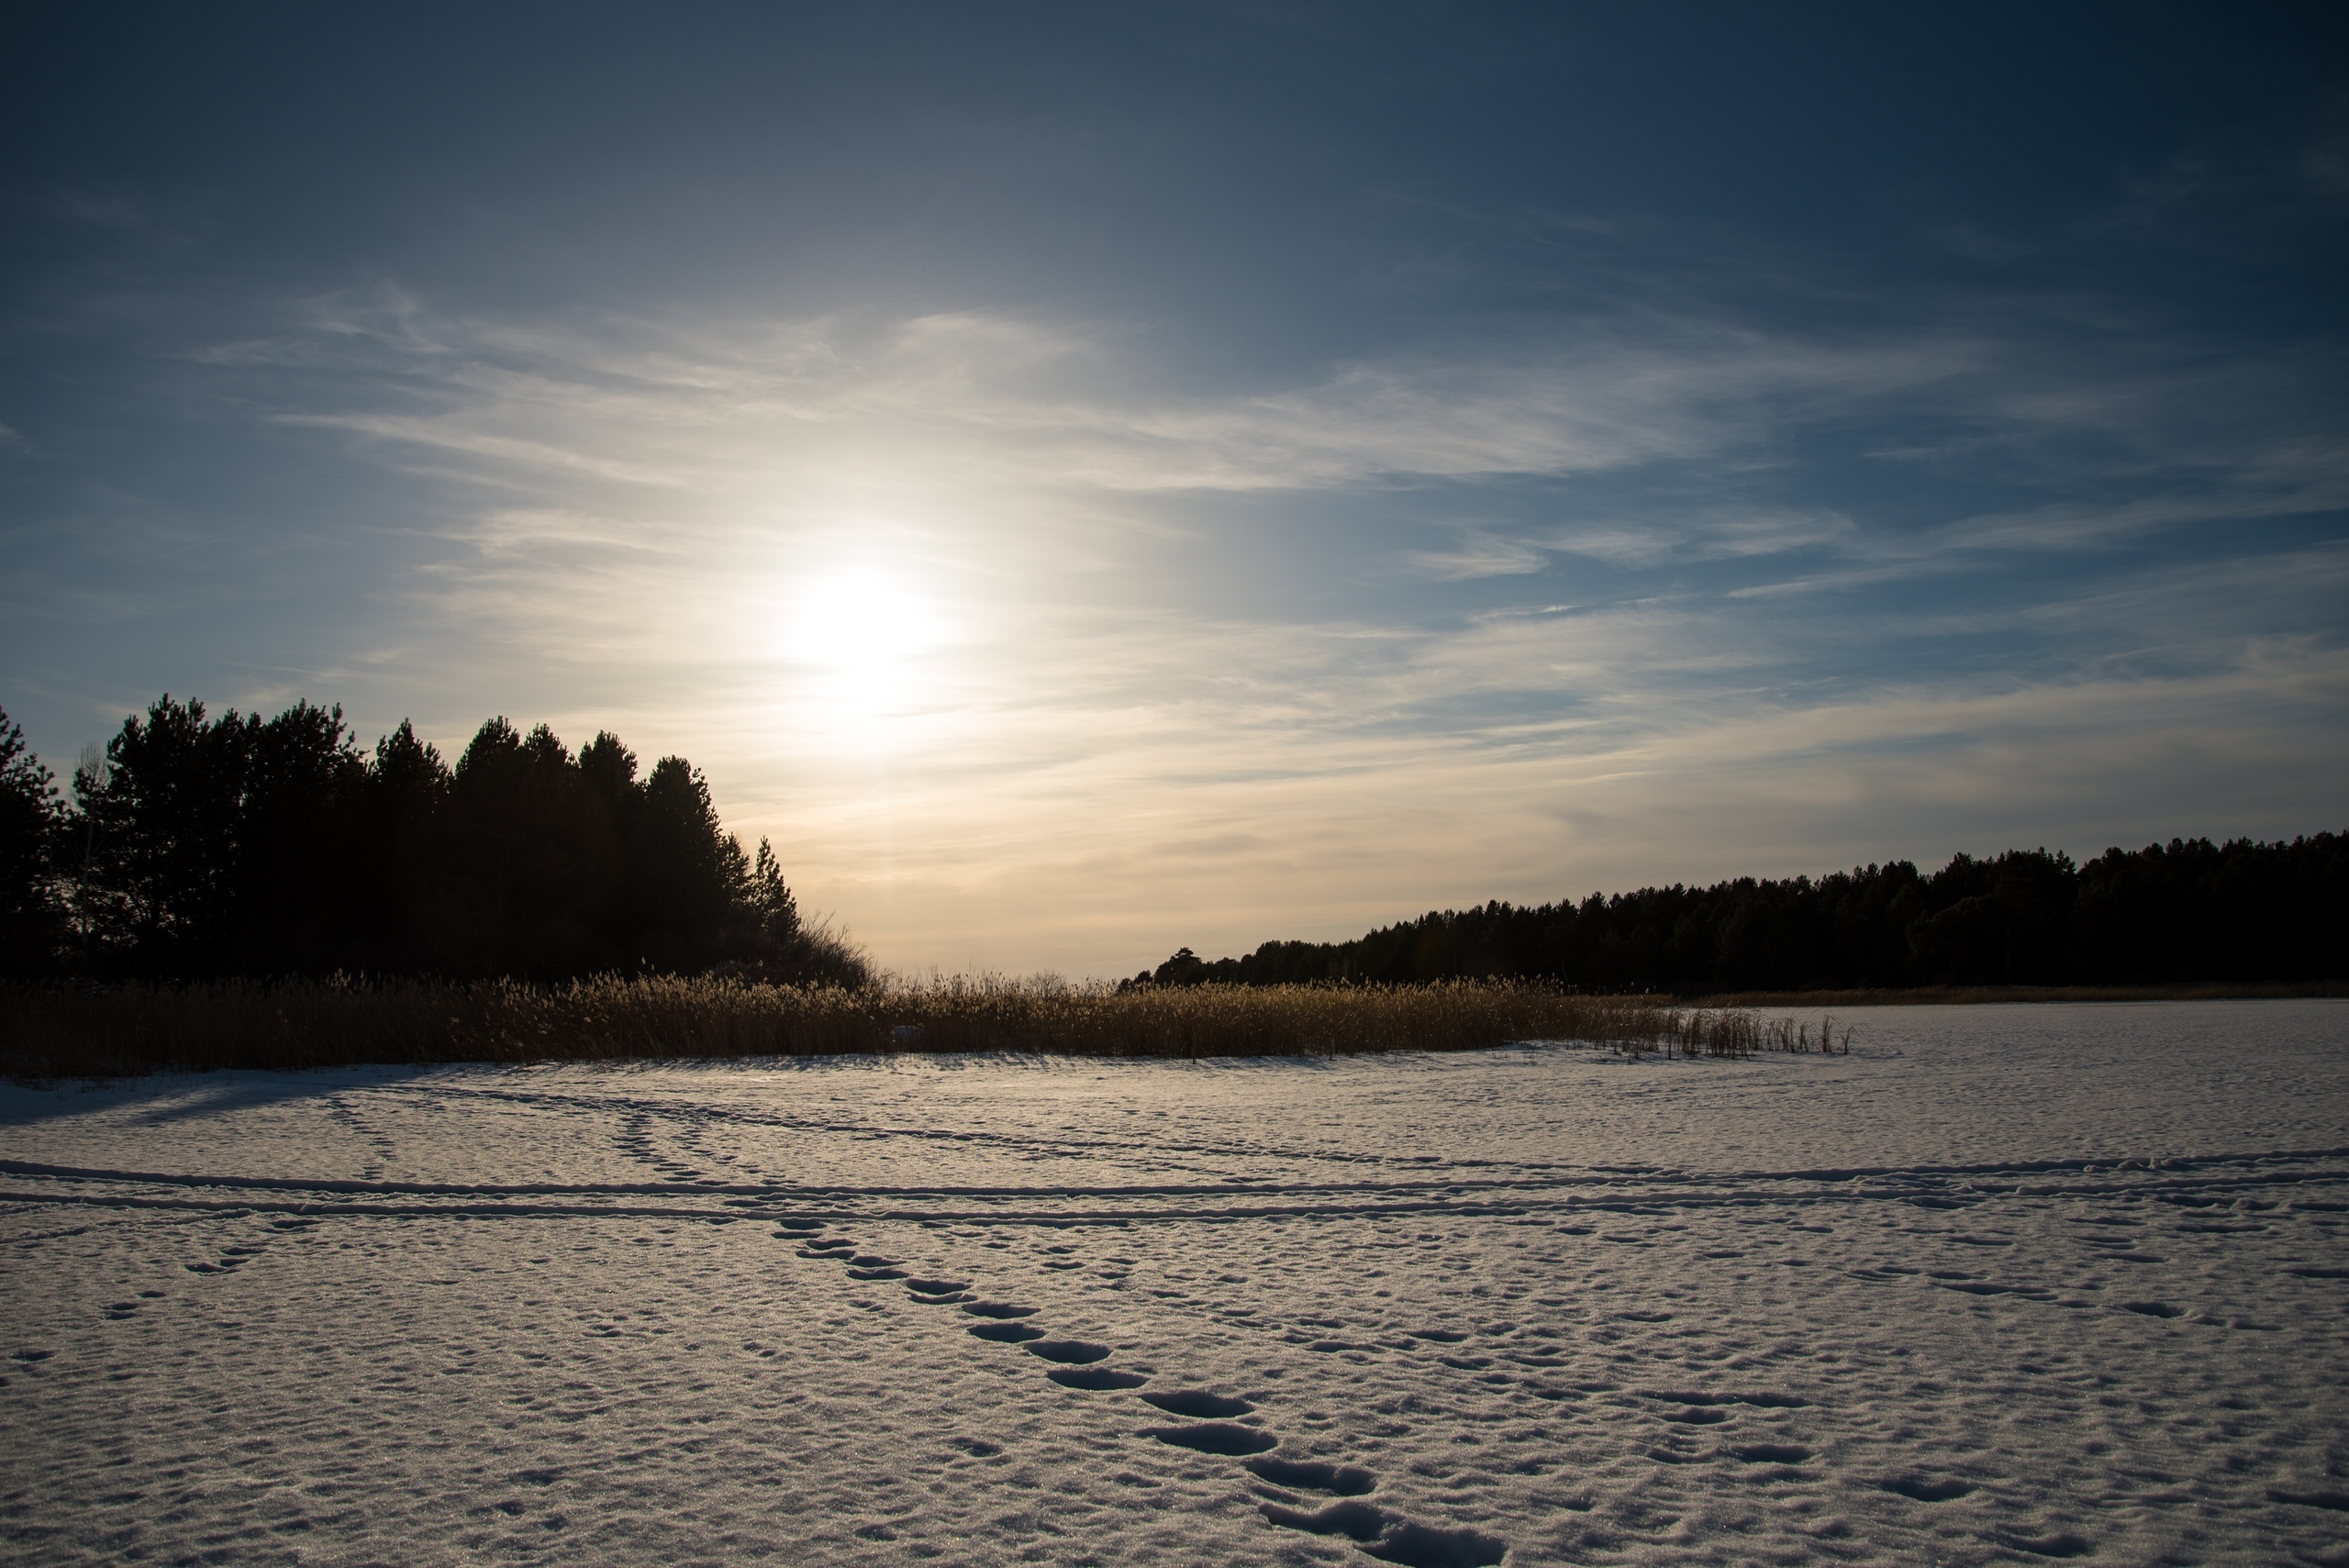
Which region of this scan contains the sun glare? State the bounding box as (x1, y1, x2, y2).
(787, 570, 941, 711)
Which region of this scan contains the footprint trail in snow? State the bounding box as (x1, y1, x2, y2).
(791, 1214, 1510, 1565)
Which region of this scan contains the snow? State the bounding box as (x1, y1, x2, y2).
(4, 999, 2346, 1565)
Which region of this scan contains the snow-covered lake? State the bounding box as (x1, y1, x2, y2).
(4, 1000, 2345, 1566)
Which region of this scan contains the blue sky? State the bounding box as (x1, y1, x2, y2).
(5, 3, 2345, 974)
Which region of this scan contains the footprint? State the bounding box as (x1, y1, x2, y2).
(962, 1301, 1039, 1319)
(1730, 1443, 1810, 1463)
(771, 1219, 823, 1233)
(1141, 1390, 1252, 1418)
(908, 1291, 972, 1305)
(2004, 1531, 2092, 1558)
(947, 1437, 1002, 1457)
(844, 1254, 900, 1268)
(1142, 1421, 1277, 1456)
(1263, 1499, 1387, 1541)
(1244, 1457, 1376, 1496)
(2119, 1301, 2182, 1318)
(1407, 1329, 1470, 1343)
(848, 1267, 907, 1280)
(904, 1278, 970, 1295)
(1883, 1475, 1974, 1502)
(1361, 1520, 1508, 1567)
(1048, 1366, 1149, 1391)
(1023, 1340, 1112, 1365)
(1663, 1407, 1730, 1425)
(968, 1322, 1046, 1343)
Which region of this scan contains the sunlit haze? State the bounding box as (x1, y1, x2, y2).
(5, 6, 2344, 975)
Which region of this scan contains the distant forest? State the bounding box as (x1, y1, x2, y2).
(6, 698, 2344, 995)
(0, 697, 866, 984)
(1133, 835, 2349, 994)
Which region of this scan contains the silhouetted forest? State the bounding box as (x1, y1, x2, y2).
(1133, 836, 2349, 994)
(0, 698, 866, 984)
(9, 698, 2343, 996)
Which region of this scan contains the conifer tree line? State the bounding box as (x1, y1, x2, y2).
(7, 698, 2343, 994)
(1134, 838, 2349, 993)
(0, 698, 868, 984)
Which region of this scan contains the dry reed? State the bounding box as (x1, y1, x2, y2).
(0, 974, 1845, 1079)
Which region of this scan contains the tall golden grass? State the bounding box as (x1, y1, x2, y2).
(0, 973, 1842, 1079)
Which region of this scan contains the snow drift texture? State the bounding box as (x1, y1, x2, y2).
(4, 1000, 2346, 1565)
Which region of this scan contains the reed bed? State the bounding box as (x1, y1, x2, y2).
(1639, 1007, 1853, 1059)
(0, 974, 1842, 1079)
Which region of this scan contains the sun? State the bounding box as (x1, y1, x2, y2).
(787, 570, 941, 708)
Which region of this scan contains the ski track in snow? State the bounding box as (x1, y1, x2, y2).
(2, 1000, 2346, 1566)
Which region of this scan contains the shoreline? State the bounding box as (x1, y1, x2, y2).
(1682, 981, 2348, 1007)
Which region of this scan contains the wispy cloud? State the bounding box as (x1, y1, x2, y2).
(1403, 531, 1548, 579)
(1942, 442, 2349, 551)
(240, 289, 1997, 499)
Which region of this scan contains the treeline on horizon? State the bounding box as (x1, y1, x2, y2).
(1133, 835, 2349, 995)
(0, 697, 868, 984)
(6, 697, 2345, 998)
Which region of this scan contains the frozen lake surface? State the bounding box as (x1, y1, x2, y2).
(4, 1000, 2346, 1566)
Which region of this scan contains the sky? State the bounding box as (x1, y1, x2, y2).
(4, 3, 2346, 977)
